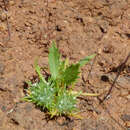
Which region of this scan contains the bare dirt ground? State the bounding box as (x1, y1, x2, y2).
(0, 0, 130, 130)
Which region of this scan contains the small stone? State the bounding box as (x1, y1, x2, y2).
(0, 42, 4, 46)
(120, 89, 129, 97)
(32, 2, 37, 6)
(126, 121, 130, 128)
(79, 50, 85, 55)
(126, 95, 130, 99)
(48, 0, 56, 2)
(86, 16, 94, 23)
(98, 48, 102, 54)
(0, 11, 6, 21)
(9, 0, 15, 6)
(24, 22, 31, 27)
(56, 117, 66, 125)
(98, 60, 105, 67)
(98, 20, 109, 33)
(0, 23, 7, 31)
(103, 45, 114, 53)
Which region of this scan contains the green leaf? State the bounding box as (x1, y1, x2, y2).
(58, 58, 69, 79)
(34, 61, 47, 84)
(23, 42, 97, 118)
(24, 80, 56, 110)
(55, 88, 78, 115)
(62, 64, 80, 86)
(79, 54, 96, 67)
(64, 57, 69, 68)
(49, 41, 60, 80)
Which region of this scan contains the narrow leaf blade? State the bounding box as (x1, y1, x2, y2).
(79, 54, 96, 67)
(49, 42, 60, 80)
(35, 64, 47, 84)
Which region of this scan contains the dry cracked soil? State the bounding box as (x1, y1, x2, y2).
(0, 0, 130, 130)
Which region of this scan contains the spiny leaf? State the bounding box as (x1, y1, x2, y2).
(49, 42, 60, 80)
(24, 80, 56, 110)
(55, 88, 78, 115)
(79, 54, 96, 67)
(62, 64, 80, 86)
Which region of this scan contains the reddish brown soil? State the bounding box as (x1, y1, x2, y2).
(0, 0, 130, 130)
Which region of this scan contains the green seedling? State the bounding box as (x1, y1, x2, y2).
(23, 41, 98, 118)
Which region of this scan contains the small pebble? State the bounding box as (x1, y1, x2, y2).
(56, 117, 66, 125)
(126, 121, 130, 128)
(120, 89, 129, 97)
(103, 45, 114, 53)
(98, 48, 102, 54)
(0, 23, 7, 31)
(47, 0, 56, 3)
(9, 0, 15, 6)
(0, 42, 4, 46)
(126, 95, 130, 99)
(86, 16, 94, 23)
(0, 11, 6, 21)
(80, 50, 85, 55)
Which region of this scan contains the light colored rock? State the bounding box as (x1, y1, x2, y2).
(0, 11, 6, 21)
(0, 23, 7, 31)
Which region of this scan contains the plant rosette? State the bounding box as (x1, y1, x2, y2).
(23, 41, 99, 118)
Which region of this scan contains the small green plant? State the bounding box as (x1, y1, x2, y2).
(23, 41, 98, 118)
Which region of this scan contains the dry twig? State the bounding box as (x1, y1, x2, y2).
(100, 52, 130, 104)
